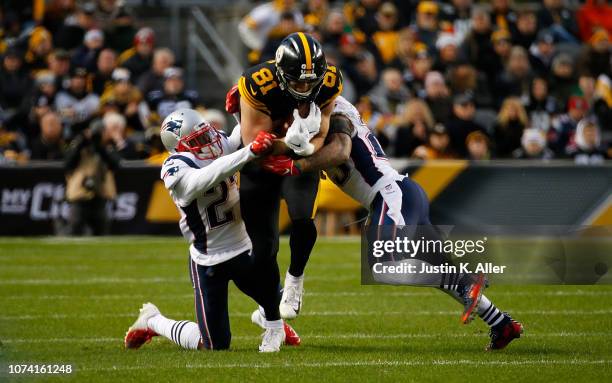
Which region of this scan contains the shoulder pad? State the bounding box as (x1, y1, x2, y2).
(161, 154, 199, 189)
(238, 62, 279, 115)
(316, 65, 343, 109)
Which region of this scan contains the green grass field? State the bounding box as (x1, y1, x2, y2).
(0, 237, 611, 382)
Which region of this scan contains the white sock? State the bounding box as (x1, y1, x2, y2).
(285, 270, 304, 286)
(477, 295, 505, 327)
(147, 314, 201, 350)
(264, 319, 284, 329)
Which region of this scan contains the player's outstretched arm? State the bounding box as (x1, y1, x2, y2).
(297, 131, 351, 173)
(177, 131, 273, 202)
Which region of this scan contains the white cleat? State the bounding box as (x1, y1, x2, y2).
(251, 307, 266, 329)
(258, 327, 285, 353)
(124, 302, 160, 349)
(252, 308, 302, 347)
(279, 283, 304, 320)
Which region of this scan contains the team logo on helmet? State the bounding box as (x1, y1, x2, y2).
(275, 45, 285, 63)
(163, 119, 183, 135)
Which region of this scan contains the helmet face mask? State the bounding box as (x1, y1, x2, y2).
(176, 122, 223, 160)
(275, 32, 327, 102)
(282, 73, 324, 101)
(160, 108, 223, 160)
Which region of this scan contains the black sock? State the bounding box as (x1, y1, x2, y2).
(288, 219, 317, 277)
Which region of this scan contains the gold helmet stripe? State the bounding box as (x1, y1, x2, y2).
(297, 32, 312, 71)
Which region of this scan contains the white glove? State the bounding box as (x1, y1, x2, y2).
(285, 111, 315, 156)
(302, 102, 322, 139)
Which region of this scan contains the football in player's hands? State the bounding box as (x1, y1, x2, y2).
(285, 117, 314, 156)
(297, 102, 311, 118)
(300, 103, 322, 138)
(250, 131, 276, 156)
(283, 102, 313, 129)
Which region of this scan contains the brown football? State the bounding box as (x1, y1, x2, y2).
(297, 102, 311, 118)
(273, 102, 311, 137)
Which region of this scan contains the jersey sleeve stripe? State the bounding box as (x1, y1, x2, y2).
(238, 76, 270, 114)
(297, 32, 312, 71)
(168, 154, 200, 169)
(239, 76, 266, 107)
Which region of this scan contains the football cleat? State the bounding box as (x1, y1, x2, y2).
(283, 321, 301, 346)
(124, 302, 160, 349)
(280, 283, 304, 320)
(461, 274, 486, 324)
(251, 308, 301, 346)
(486, 313, 524, 351)
(259, 327, 286, 353)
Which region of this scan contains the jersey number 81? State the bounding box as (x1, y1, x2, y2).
(251, 68, 277, 95)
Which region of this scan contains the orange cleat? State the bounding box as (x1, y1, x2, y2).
(461, 274, 486, 324)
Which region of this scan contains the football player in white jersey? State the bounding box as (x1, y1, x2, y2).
(124, 108, 300, 353)
(262, 97, 523, 350)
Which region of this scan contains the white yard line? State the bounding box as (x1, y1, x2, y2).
(2, 274, 612, 286)
(0, 236, 361, 245)
(0, 274, 360, 285)
(0, 277, 187, 285)
(2, 290, 611, 301)
(75, 359, 612, 372)
(2, 332, 611, 345)
(1, 309, 611, 321)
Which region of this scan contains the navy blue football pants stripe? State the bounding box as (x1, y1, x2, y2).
(370, 177, 431, 226)
(367, 178, 432, 266)
(189, 251, 279, 350)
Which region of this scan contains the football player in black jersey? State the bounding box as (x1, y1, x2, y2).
(227, 32, 343, 321)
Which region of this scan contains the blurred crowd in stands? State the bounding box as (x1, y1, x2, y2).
(0, 0, 217, 165)
(240, 0, 612, 163)
(1, 0, 611, 166)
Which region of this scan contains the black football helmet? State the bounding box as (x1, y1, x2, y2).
(275, 32, 327, 102)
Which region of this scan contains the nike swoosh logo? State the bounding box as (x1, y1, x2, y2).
(293, 143, 302, 148)
(249, 85, 257, 96)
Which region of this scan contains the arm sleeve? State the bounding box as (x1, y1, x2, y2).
(227, 124, 243, 151)
(170, 147, 255, 206)
(328, 114, 355, 138)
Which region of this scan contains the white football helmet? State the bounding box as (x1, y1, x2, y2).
(160, 108, 223, 160)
